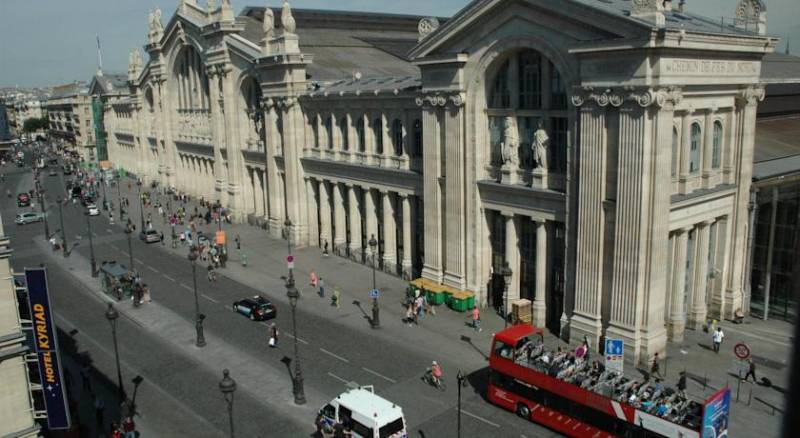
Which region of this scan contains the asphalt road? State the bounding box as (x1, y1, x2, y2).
(2, 157, 559, 438)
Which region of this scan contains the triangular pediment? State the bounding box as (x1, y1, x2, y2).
(409, 0, 650, 60)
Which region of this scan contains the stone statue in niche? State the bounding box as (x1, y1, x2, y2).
(153, 7, 163, 31)
(500, 116, 519, 167)
(532, 120, 549, 170)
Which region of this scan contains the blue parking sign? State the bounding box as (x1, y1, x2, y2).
(605, 339, 624, 373)
(369, 289, 380, 298)
(606, 339, 623, 355)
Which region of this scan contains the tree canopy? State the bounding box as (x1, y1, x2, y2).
(22, 117, 49, 133)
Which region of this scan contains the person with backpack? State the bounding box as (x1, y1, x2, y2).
(269, 323, 278, 348)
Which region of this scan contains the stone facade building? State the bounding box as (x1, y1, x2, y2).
(105, 0, 776, 363)
(44, 82, 95, 160)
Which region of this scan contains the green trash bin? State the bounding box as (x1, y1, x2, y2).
(426, 290, 446, 305)
(448, 292, 470, 312)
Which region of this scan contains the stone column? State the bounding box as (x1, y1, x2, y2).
(333, 183, 347, 254)
(381, 113, 392, 166)
(401, 193, 413, 279)
(711, 216, 731, 318)
(382, 190, 397, 274)
(725, 87, 763, 319)
(571, 99, 607, 349)
(318, 178, 332, 249)
(532, 218, 547, 327)
(503, 212, 520, 303)
(444, 101, 466, 289)
(419, 102, 443, 282)
(347, 184, 362, 260)
(281, 99, 309, 245)
(365, 187, 378, 256)
(263, 99, 281, 236)
(688, 220, 713, 329)
(154, 78, 178, 189)
(305, 177, 319, 247)
(220, 66, 243, 219)
(678, 110, 692, 193)
(669, 227, 691, 342)
(702, 109, 714, 187)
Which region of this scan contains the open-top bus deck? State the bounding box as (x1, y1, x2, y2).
(488, 325, 730, 438)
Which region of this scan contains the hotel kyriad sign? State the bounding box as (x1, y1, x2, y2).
(26, 268, 71, 430)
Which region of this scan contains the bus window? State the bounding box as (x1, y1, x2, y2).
(351, 419, 373, 438)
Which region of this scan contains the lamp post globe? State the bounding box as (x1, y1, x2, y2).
(219, 369, 237, 438)
(105, 302, 119, 322)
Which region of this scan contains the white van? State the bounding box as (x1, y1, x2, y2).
(319, 385, 407, 438)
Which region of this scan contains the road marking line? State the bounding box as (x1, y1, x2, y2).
(162, 274, 176, 282)
(109, 244, 118, 250)
(319, 348, 349, 363)
(180, 283, 192, 292)
(106, 229, 113, 233)
(361, 367, 396, 383)
(327, 372, 349, 384)
(147, 265, 158, 273)
(202, 294, 218, 303)
(135, 258, 144, 264)
(461, 409, 500, 428)
(284, 333, 309, 345)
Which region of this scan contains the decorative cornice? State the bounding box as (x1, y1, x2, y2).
(570, 86, 683, 109)
(736, 85, 766, 106)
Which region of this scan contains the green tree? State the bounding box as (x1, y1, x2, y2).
(22, 117, 49, 133)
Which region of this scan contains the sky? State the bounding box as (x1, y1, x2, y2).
(1, 0, 798, 88)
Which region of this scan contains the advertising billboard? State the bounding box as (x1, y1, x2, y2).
(25, 268, 71, 430)
(701, 387, 731, 438)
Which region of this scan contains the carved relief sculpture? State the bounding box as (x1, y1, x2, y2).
(532, 120, 549, 170)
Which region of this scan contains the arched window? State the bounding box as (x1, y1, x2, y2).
(489, 60, 510, 109)
(339, 116, 349, 151)
(712, 121, 723, 169)
(391, 119, 403, 156)
(671, 127, 679, 178)
(372, 117, 383, 155)
(689, 123, 701, 174)
(356, 117, 366, 152)
(325, 116, 334, 149)
(412, 119, 422, 158)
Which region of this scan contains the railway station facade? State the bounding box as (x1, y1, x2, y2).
(103, 0, 775, 363)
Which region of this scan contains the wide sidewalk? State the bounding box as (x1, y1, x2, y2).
(111, 176, 794, 436)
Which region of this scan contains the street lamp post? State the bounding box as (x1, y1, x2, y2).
(38, 188, 50, 240)
(116, 176, 123, 220)
(368, 234, 380, 329)
(219, 369, 237, 438)
(137, 181, 145, 231)
(124, 223, 135, 272)
(501, 262, 512, 328)
(286, 273, 306, 405)
(56, 196, 68, 257)
(100, 173, 108, 211)
(86, 212, 98, 277)
(457, 370, 466, 438)
(104, 303, 126, 402)
(284, 218, 292, 259)
(188, 247, 206, 348)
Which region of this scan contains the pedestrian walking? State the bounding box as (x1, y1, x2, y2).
(651, 352, 663, 378)
(160, 231, 165, 245)
(318, 277, 325, 298)
(122, 416, 136, 438)
(310, 271, 318, 288)
(323, 240, 329, 256)
(269, 323, 278, 348)
(235, 234, 241, 250)
(712, 326, 725, 353)
(744, 358, 757, 383)
(471, 306, 482, 332)
(94, 396, 105, 429)
(331, 287, 341, 307)
(110, 422, 122, 438)
(677, 371, 687, 397)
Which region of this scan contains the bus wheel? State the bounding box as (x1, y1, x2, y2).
(516, 403, 531, 420)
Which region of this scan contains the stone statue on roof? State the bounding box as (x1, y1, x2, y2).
(207, 0, 217, 11)
(281, 1, 296, 34)
(153, 7, 163, 31)
(263, 7, 274, 35)
(532, 120, 549, 170)
(148, 10, 155, 31)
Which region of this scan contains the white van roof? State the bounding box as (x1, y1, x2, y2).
(335, 387, 403, 427)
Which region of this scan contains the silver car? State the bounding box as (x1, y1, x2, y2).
(15, 212, 43, 225)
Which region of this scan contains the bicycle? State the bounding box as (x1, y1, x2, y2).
(422, 370, 447, 391)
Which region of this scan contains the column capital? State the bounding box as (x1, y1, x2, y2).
(532, 217, 547, 225)
(680, 225, 694, 233)
(501, 211, 515, 219)
(702, 218, 716, 226)
(315, 177, 326, 184)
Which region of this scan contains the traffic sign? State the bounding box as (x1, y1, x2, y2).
(734, 342, 751, 360)
(369, 289, 380, 298)
(605, 338, 624, 374)
(286, 255, 295, 270)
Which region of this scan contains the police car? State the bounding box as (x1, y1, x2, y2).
(232, 295, 277, 321)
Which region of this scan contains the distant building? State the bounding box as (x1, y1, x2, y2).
(43, 82, 94, 160)
(0, 217, 39, 437)
(0, 100, 11, 141)
(88, 72, 129, 162)
(9, 99, 44, 137)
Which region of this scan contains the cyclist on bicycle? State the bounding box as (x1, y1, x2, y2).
(428, 361, 443, 386)
(207, 263, 217, 282)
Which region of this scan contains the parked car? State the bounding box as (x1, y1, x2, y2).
(15, 212, 43, 225)
(17, 193, 31, 207)
(139, 229, 161, 243)
(87, 204, 100, 216)
(232, 295, 277, 321)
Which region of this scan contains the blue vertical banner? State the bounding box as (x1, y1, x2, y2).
(701, 387, 731, 438)
(25, 268, 71, 430)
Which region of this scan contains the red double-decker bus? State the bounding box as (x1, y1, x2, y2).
(488, 325, 731, 438)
